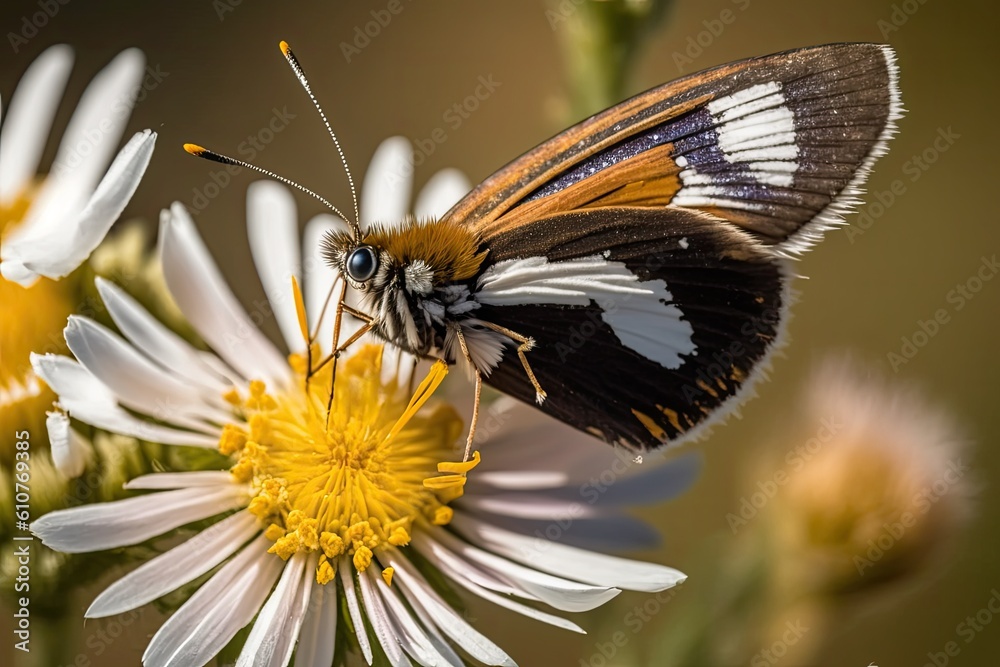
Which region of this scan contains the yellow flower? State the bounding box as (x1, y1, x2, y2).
(31, 190, 689, 667)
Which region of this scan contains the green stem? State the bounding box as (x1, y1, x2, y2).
(553, 0, 675, 120)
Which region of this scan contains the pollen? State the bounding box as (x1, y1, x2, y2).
(222, 344, 472, 584)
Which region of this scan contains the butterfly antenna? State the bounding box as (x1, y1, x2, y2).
(182, 144, 354, 224)
(279, 40, 362, 240)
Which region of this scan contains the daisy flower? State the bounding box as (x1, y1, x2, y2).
(648, 356, 974, 667)
(1, 44, 156, 473)
(31, 139, 691, 666)
(769, 356, 973, 596)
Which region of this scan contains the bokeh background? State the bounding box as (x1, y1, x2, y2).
(2, 0, 998, 665)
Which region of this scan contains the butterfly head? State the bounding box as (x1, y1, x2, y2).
(321, 229, 386, 294)
(323, 218, 488, 298)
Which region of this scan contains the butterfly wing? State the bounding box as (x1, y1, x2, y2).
(445, 43, 900, 449)
(443, 42, 901, 255)
(470, 206, 786, 450)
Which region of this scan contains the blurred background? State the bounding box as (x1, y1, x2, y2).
(2, 0, 998, 665)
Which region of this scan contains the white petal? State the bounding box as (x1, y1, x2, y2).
(472, 513, 660, 553)
(468, 470, 569, 492)
(31, 353, 114, 406)
(0, 259, 35, 285)
(86, 511, 258, 617)
(29, 49, 145, 227)
(144, 535, 283, 667)
(159, 202, 289, 385)
(125, 471, 235, 489)
(450, 513, 686, 593)
(412, 532, 527, 600)
(457, 494, 607, 521)
(64, 315, 228, 431)
(32, 485, 246, 553)
(51, 48, 144, 183)
(3, 130, 156, 285)
(394, 596, 463, 667)
(294, 577, 337, 667)
(356, 564, 410, 667)
(361, 136, 413, 226)
(387, 555, 515, 667)
(413, 168, 470, 220)
(416, 541, 584, 634)
(237, 552, 313, 667)
(0, 44, 73, 204)
(340, 558, 374, 665)
(459, 582, 584, 634)
(62, 397, 219, 446)
(582, 452, 701, 507)
(368, 567, 459, 666)
(32, 354, 212, 445)
(471, 397, 659, 486)
(95, 277, 232, 392)
(16, 49, 144, 243)
(303, 214, 341, 355)
(46, 411, 92, 478)
(428, 527, 620, 612)
(380, 346, 419, 389)
(247, 181, 303, 353)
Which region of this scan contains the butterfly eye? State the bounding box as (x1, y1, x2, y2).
(346, 246, 378, 283)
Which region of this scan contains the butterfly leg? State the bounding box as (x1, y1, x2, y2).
(479, 321, 547, 405)
(312, 302, 375, 424)
(452, 324, 482, 462)
(310, 307, 375, 377)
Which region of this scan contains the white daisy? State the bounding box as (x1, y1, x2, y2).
(31, 139, 690, 666)
(0, 44, 155, 476)
(0, 44, 156, 286)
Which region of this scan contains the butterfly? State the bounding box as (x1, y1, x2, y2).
(186, 41, 901, 455)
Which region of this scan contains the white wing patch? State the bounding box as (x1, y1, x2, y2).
(476, 256, 696, 369)
(674, 80, 800, 209)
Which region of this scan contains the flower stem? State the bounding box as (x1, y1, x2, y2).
(552, 0, 675, 120)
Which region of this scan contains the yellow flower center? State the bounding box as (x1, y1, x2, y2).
(222, 343, 474, 584)
(1, 189, 76, 464)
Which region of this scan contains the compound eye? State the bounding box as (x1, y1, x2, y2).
(346, 246, 378, 282)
